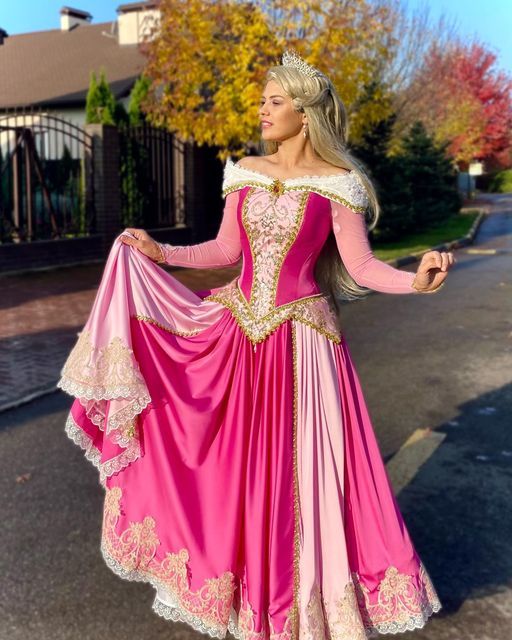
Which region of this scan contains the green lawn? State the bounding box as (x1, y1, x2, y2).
(372, 210, 481, 261)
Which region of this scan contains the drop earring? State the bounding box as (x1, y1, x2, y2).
(303, 124, 308, 138)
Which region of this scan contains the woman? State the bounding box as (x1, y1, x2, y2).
(58, 50, 453, 639)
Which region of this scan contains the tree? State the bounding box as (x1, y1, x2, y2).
(138, 0, 400, 158)
(351, 112, 415, 239)
(400, 121, 461, 229)
(398, 41, 512, 169)
(85, 68, 119, 125)
(128, 74, 152, 126)
(352, 118, 462, 239)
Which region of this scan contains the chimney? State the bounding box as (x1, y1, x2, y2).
(0, 28, 8, 45)
(117, 1, 161, 45)
(60, 6, 93, 31)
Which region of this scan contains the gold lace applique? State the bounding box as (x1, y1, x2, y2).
(299, 567, 441, 640)
(58, 329, 148, 400)
(352, 564, 442, 634)
(64, 412, 141, 486)
(327, 581, 367, 640)
(204, 278, 341, 346)
(300, 582, 328, 640)
(229, 598, 294, 640)
(243, 188, 308, 317)
(57, 329, 150, 459)
(236, 599, 267, 640)
(101, 486, 237, 637)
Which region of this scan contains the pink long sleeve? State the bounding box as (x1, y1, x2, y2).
(159, 190, 242, 267)
(331, 200, 417, 294)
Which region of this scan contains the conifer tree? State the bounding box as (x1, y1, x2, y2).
(128, 74, 151, 126)
(85, 68, 118, 124)
(401, 121, 461, 228)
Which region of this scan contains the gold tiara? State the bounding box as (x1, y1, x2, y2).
(281, 49, 321, 78)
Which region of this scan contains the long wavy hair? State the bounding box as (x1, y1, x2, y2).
(259, 62, 381, 315)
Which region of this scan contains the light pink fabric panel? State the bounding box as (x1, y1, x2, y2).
(293, 320, 357, 630)
(160, 190, 242, 267)
(331, 201, 417, 293)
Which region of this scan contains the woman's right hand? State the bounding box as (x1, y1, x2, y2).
(120, 228, 163, 263)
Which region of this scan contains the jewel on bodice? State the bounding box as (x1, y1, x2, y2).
(205, 187, 342, 346)
(270, 178, 285, 198)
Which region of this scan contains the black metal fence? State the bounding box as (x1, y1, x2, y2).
(0, 107, 95, 243)
(117, 121, 186, 230)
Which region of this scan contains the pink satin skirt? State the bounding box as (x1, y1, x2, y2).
(62, 239, 441, 640)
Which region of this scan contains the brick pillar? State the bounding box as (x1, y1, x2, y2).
(85, 123, 122, 256)
(183, 141, 224, 243)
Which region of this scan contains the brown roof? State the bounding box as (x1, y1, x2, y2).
(0, 22, 147, 109)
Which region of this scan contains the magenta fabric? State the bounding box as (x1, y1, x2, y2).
(159, 193, 417, 295)
(67, 309, 298, 637)
(58, 165, 442, 638)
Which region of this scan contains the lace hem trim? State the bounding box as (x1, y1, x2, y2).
(300, 566, 442, 640)
(101, 485, 294, 640)
(64, 413, 141, 485)
(57, 329, 149, 401)
(354, 563, 442, 636)
(58, 329, 151, 453)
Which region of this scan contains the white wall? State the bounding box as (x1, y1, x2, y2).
(118, 8, 160, 45)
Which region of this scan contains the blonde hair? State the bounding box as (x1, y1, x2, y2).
(259, 63, 381, 314)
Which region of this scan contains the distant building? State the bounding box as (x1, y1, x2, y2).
(0, 2, 161, 123)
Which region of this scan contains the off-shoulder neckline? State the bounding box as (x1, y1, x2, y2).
(226, 157, 353, 184)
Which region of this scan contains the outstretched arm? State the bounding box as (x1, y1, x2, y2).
(330, 200, 418, 294)
(157, 190, 242, 268)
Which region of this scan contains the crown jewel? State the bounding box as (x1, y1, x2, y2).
(281, 49, 321, 78)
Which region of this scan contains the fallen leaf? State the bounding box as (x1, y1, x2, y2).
(15, 472, 32, 484)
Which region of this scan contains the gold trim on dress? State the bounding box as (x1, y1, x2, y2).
(132, 314, 203, 336)
(241, 187, 309, 315)
(203, 277, 341, 348)
(101, 486, 237, 638)
(291, 322, 301, 640)
(101, 485, 295, 640)
(223, 182, 367, 214)
(299, 567, 442, 640)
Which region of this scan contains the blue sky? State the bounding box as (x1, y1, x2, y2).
(3, 0, 511, 74)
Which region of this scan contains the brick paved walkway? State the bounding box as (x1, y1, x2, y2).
(0, 259, 241, 411)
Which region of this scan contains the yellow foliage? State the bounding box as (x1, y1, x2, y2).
(140, 0, 397, 158)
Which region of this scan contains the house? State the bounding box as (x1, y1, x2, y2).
(0, 2, 223, 273)
(0, 3, 161, 122)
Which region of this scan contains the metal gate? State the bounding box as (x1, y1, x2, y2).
(117, 121, 186, 230)
(0, 108, 95, 243)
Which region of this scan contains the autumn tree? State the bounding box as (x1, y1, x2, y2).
(397, 40, 512, 169)
(138, 0, 401, 159)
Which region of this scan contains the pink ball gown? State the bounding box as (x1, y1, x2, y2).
(58, 157, 442, 640)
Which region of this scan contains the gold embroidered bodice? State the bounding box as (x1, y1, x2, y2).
(202, 159, 369, 347)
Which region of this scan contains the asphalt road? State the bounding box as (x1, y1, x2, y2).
(1, 194, 511, 640)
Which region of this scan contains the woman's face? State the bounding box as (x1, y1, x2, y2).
(259, 79, 305, 142)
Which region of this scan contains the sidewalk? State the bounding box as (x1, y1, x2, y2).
(0, 198, 489, 412)
(0, 261, 240, 412)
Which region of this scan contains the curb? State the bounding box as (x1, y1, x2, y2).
(0, 206, 490, 415)
(383, 206, 489, 270)
(0, 385, 60, 415)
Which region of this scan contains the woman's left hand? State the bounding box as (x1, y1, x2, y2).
(412, 250, 456, 292)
